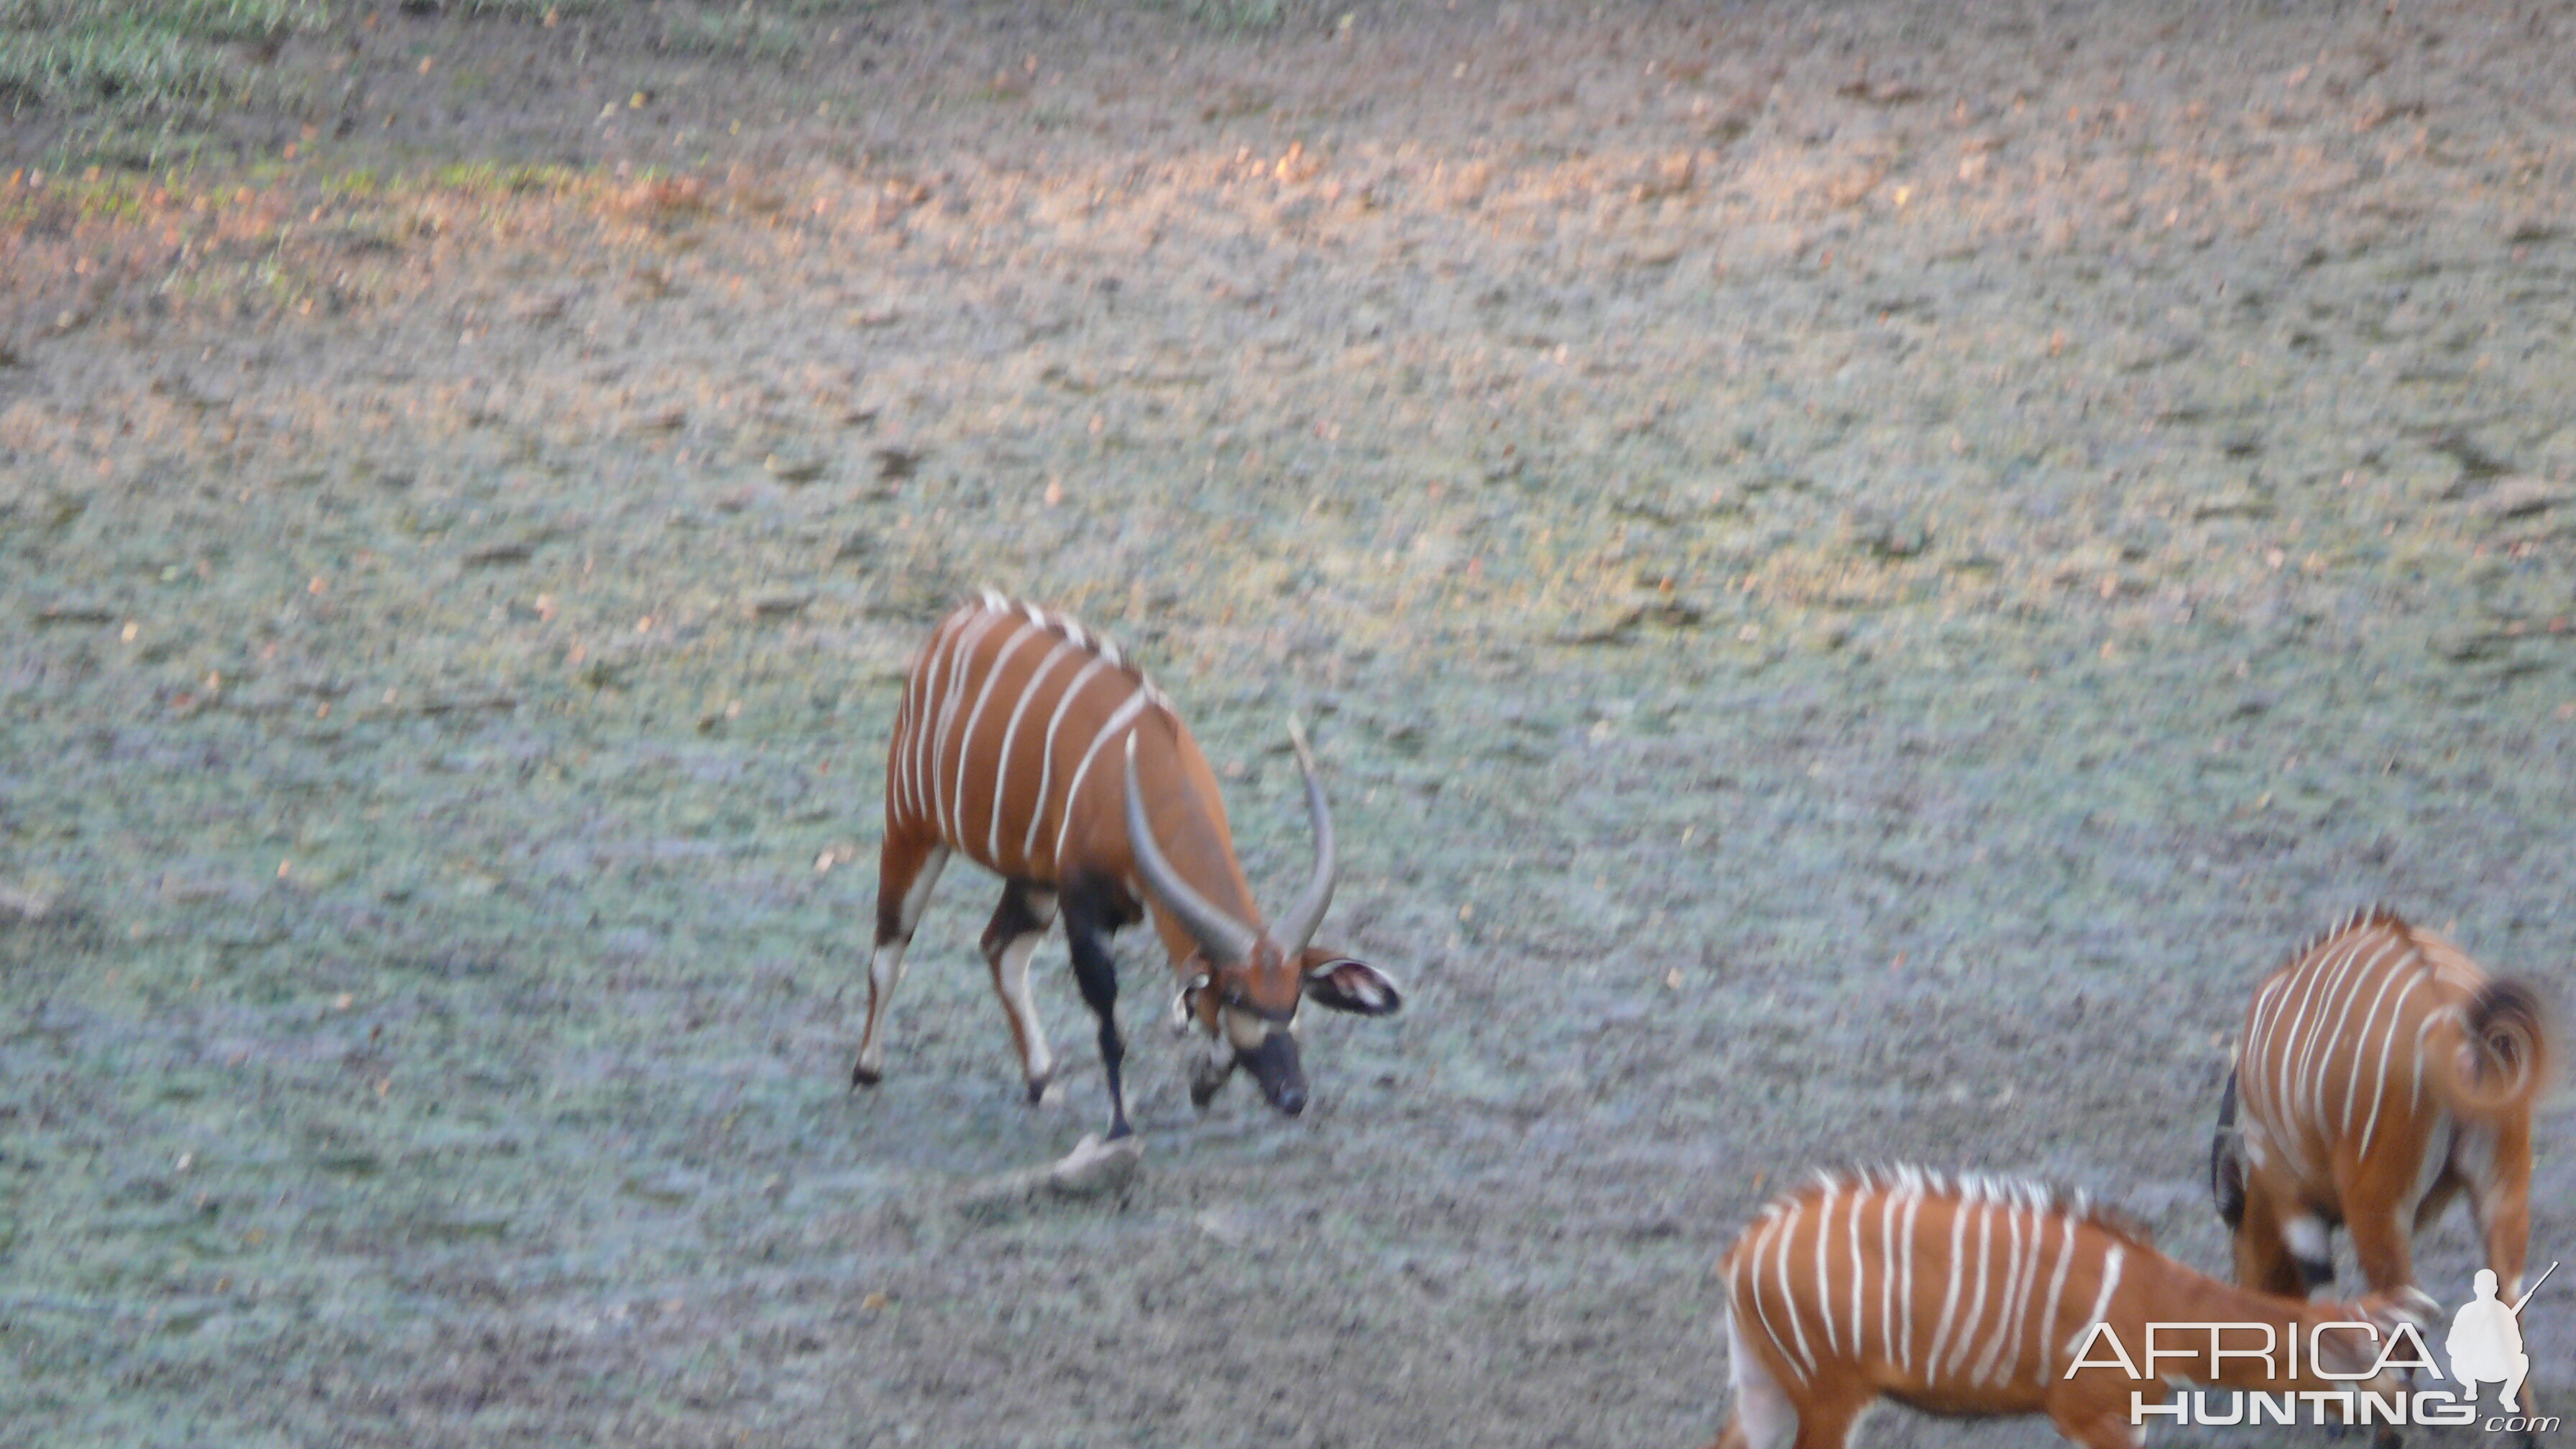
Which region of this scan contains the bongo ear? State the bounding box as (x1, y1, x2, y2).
(1169, 968, 1213, 1034)
(1300, 953, 1402, 1016)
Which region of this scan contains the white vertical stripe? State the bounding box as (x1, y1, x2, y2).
(928, 607, 1013, 845)
(893, 614, 960, 824)
(888, 694, 916, 824)
(2242, 975, 2294, 1120)
(1898, 1182, 1926, 1375)
(1924, 1197, 1972, 1378)
(1052, 688, 1156, 868)
(2409, 1011, 2444, 1110)
(916, 605, 973, 819)
(905, 612, 960, 824)
(1744, 1211, 1806, 1386)
(1945, 1202, 1997, 1378)
(1024, 656, 1110, 862)
(2247, 972, 2303, 1135)
(2271, 937, 2346, 1129)
(2004, 1200, 2048, 1386)
(1878, 1187, 1900, 1368)
(1772, 1200, 1817, 1376)
(1846, 1182, 1867, 1366)
(1977, 1201, 2033, 1386)
(2292, 938, 2366, 1122)
(2339, 957, 2412, 1138)
(988, 640, 1075, 865)
(2314, 935, 2396, 1114)
(2261, 930, 2358, 1177)
(2038, 1213, 2079, 1379)
(1971, 1202, 2016, 1385)
(2356, 974, 2425, 1154)
(2283, 937, 2360, 1125)
(1813, 1182, 1841, 1357)
(906, 609, 976, 830)
(2067, 1244, 2126, 1361)
(949, 621, 1044, 856)
(2308, 937, 2404, 1128)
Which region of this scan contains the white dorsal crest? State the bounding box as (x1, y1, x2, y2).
(970, 589, 1167, 707)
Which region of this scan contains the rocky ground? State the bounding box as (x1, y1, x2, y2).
(2, 1, 2571, 1445)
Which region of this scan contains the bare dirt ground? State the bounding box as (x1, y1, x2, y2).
(3, 2, 2572, 1445)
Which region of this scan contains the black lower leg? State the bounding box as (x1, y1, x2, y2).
(980, 882, 1052, 957)
(1062, 890, 1131, 1139)
(2210, 1067, 2245, 1229)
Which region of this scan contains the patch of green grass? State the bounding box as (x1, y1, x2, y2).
(661, 6, 805, 63)
(446, 0, 606, 16)
(321, 164, 382, 199)
(0, 1, 326, 112)
(1176, 0, 1286, 33)
(58, 168, 160, 220)
(53, 116, 228, 172)
(425, 158, 589, 199)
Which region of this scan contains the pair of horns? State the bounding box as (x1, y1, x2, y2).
(1123, 719, 1335, 967)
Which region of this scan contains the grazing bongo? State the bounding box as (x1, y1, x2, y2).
(1711, 1168, 2432, 1449)
(2212, 906, 2552, 1303)
(854, 592, 1402, 1138)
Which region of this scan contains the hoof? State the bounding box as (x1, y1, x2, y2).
(1024, 1072, 1053, 1106)
(1048, 1133, 1143, 1197)
(851, 1062, 882, 1089)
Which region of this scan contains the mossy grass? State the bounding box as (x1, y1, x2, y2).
(1176, 0, 1288, 33)
(0, 0, 325, 111)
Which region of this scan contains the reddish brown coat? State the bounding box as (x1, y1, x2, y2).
(2216, 907, 2552, 1302)
(1712, 1169, 2427, 1449)
(855, 593, 1397, 1136)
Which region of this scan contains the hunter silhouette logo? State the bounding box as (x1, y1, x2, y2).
(2448, 1263, 2552, 1416)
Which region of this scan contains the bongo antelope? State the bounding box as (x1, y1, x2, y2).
(1712, 1167, 2434, 1449)
(2212, 906, 2552, 1303)
(852, 592, 1401, 1138)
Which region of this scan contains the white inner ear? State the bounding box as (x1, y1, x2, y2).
(1323, 967, 1387, 1010)
(1169, 975, 1210, 1036)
